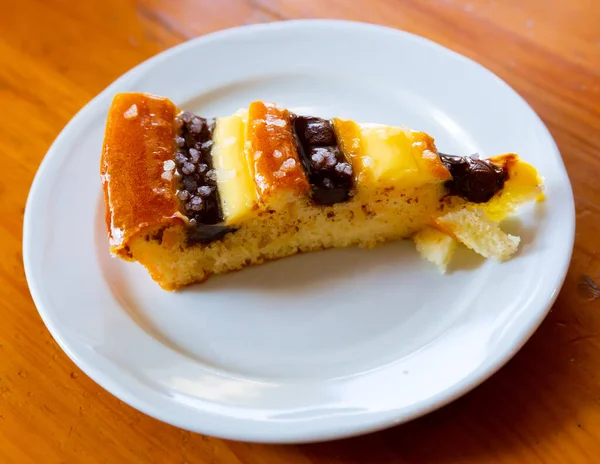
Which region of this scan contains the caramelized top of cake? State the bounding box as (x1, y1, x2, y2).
(246, 102, 310, 205)
(101, 93, 182, 256)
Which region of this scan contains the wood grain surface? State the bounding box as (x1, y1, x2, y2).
(2, 0, 600, 462)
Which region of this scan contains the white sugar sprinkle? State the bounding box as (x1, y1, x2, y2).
(123, 104, 138, 119)
(161, 171, 173, 181)
(255, 173, 268, 190)
(163, 160, 175, 171)
(109, 227, 124, 246)
(197, 185, 213, 197)
(222, 136, 237, 147)
(280, 158, 296, 171)
(206, 170, 217, 182)
(273, 149, 283, 159)
(423, 149, 437, 159)
(269, 119, 286, 127)
(376, 129, 388, 139)
(152, 187, 168, 195)
(335, 162, 352, 176)
(312, 152, 324, 164)
(254, 150, 262, 160)
(182, 162, 195, 175)
(273, 170, 286, 178)
(219, 169, 236, 181)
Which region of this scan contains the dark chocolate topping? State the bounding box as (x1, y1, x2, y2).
(174, 111, 236, 245)
(303, 118, 337, 146)
(291, 115, 353, 205)
(174, 111, 223, 224)
(439, 153, 507, 203)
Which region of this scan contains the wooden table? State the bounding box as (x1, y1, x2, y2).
(2, 0, 599, 462)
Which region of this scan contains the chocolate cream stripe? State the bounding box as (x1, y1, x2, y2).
(290, 115, 354, 205)
(173, 111, 236, 244)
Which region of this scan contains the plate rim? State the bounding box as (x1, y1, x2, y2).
(23, 19, 575, 443)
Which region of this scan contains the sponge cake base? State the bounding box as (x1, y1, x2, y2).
(127, 183, 447, 290)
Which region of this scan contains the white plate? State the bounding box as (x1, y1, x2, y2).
(23, 20, 574, 443)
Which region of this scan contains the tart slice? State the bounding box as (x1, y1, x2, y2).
(100, 92, 543, 290)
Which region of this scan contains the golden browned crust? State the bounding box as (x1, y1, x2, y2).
(411, 131, 453, 181)
(101, 92, 183, 257)
(332, 118, 370, 184)
(246, 101, 309, 201)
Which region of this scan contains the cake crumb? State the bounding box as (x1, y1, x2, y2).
(123, 104, 138, 119)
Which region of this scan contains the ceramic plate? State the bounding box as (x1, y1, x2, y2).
(23, 20, 574, 443)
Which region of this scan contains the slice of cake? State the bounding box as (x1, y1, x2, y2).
(100, 92, 544, 290)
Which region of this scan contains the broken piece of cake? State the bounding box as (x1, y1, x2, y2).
(100, 92, 544, 290)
